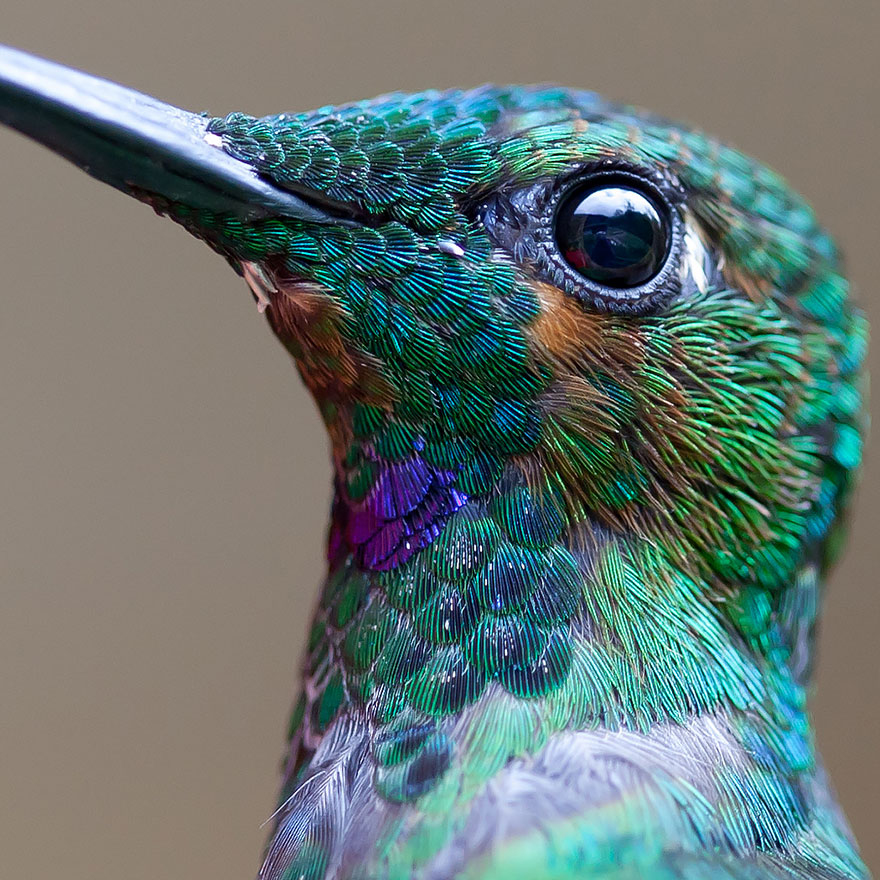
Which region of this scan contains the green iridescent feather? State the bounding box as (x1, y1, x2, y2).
(101, 88, 874, 878)
(2, 44, 870, 880)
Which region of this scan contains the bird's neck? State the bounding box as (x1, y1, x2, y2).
(321, 475, 819, 762)
(287, 487, 865, 873)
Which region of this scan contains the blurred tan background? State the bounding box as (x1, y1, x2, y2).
(0, 2, 876, 877)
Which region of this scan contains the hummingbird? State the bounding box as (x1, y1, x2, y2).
(0, 46, 869, 880)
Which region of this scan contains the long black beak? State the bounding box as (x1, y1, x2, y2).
(0, 45, 336, 224)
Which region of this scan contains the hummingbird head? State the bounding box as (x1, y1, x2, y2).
(149, 85, 867, 599)
(1, 45, 865, 642)
(2, 48, 871, 875)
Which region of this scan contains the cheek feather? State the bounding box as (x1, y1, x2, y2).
(529, 281, 648, 373)
(264, 275, 396, 410)
(530, 282, 604, 367)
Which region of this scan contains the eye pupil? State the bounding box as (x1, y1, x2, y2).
(556, 182, 670, 288)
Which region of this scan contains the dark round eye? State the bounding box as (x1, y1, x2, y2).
(555, 180, 671, 288)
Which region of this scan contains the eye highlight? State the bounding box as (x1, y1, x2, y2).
(555, 178, 671, 289)
(478, 163, 686, 314)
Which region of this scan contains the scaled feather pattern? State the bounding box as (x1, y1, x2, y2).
(8, 71, 867, 879)
(166, 87, 869, 880)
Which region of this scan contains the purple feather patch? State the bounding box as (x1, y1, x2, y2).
(330, 451, 467, 571)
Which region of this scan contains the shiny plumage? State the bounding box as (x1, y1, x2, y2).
(0, 51, 868, 880)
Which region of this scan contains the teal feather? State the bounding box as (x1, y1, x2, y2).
(0, 54, 868, 879)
